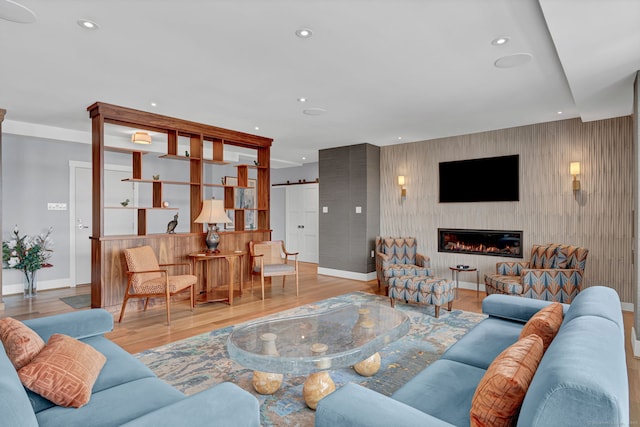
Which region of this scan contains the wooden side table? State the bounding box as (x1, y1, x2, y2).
(189, 251, 245, 305)
(449, 266, 480, 298)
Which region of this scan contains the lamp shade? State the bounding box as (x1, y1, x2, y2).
(570, 162, 580, 176)
(131, 131, 152, 144)
(398, 175, 405, 186)
(194, 199, 232, 224)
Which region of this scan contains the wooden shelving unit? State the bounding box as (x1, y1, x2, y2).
(87, 102, 273, 309)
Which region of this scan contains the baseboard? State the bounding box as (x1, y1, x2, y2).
(632, 327, 640, 358)
(317, 267, 376, 282)
(2, 278, 71, 296)
(455, 280, 486, 293)
(621, 301, 634, 312)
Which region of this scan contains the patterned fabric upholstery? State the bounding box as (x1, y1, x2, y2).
(120, 245, 196, 325)
(388, 276, 454, 318)
(376, 237, 434, 291)
(484, 243, 588, 303)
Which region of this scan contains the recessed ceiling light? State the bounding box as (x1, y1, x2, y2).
(0, 0, 36, 24)
(557, 111, 563, 115)
(297, 97, 307, 103)
(302, 156, 306, 160)
(77, 18, 99, 30)
(398, 137, 402, 140)
(254, 126, 260, 130)
(302, 107, 326, 116)
(491, 36, 509, 46)
(494, 53, 532, 69)
(295, 27, 313, 38)
(150, 102, 157, 107)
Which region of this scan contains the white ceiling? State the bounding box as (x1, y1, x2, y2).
(1, 0, 639, 167)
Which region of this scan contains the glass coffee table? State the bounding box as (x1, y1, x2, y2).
(227, 302, 410, 409)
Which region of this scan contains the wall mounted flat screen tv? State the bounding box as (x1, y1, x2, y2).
(439, 154, 519, 203)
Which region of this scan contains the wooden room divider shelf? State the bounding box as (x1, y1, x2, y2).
(88, 102, 273, 309)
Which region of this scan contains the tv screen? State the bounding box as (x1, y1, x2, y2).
(439, 155, 519, 203)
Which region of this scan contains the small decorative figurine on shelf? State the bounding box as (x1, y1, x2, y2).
(163, 201, 170, 208)
(120, 199, 129, 207)
(152, 174, 160, 180)
(185, 150, 190, 157)
(221, 177, 225, 185)
(253, 160, 260, 166)
(166, 213, 178, 234)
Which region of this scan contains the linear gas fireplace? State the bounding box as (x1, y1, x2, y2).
(438, 228, 523, 258)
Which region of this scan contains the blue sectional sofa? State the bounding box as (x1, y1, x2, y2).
(316, 286, 629, 427)
(0, 309, 260, 427)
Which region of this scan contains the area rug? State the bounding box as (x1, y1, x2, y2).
(59, 294, 91, 309)
(135, 292, 486, 426)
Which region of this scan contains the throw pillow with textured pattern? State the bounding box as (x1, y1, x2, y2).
(18, 334, 106, 408)
(0, 317, 45, 370)
(470, 334, 544, 427)
(519, 303, 563, 351)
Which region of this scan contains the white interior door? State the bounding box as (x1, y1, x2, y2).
(72, 166, 135, 286)
(285, 184, 318, 263)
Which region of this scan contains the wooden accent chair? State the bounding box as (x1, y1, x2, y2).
(120, 245, 196, 325)
(249, 240, 299, 300)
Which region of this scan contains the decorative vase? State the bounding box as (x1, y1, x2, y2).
(252, 333, 283, 395)
(23, 270, 37, 299)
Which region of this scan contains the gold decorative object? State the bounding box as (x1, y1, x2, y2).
(303, 372, 335, 410)
(354, 352, 381, 377)
(252, 333, 283, 395)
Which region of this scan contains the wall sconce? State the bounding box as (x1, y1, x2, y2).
(194, 198, 232, 253)
(131, 131, 152, 145)
(570, 162, 581, 193)
(398, 175, 407, 201)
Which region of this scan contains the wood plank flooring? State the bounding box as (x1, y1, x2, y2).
(2, 262, 638, 422)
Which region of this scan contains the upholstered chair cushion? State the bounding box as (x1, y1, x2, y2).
(133, 275, 195, 294)
(470, 334, 544, 427)
(18, 334, 106, 408)
(519, 303, 563, 351)
(0, 317, 46, 370)
(124, 246, 162, 289)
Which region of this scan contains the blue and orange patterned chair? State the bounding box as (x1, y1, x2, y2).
(484, 243, 588, 303)
(375, 237, 434, 294)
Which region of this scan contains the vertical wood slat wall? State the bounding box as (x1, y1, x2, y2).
(380, 116, 635, 303)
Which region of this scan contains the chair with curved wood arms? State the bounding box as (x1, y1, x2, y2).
(120, 245, 196, 325)
(249, 240, 299, 300)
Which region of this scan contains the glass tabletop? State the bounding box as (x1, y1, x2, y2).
(227, 303, 410, 375)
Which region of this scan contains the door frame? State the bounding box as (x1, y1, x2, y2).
(68, 161, 134, 287)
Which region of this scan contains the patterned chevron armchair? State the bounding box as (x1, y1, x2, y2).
(376, 237, 434, 293)
(484, 243, 589, 303)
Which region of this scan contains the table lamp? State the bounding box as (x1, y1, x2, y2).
(194, 198, 232, 253)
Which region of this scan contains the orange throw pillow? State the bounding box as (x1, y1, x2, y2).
(0, 317, 45, 370)
(470, 334, 544, 427)
(519, 303, 563, 351)
(18, 334, 106, 408)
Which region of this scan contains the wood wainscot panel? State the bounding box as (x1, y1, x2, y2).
(91, 230, 271, 311)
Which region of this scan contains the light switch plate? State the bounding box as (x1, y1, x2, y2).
(48, 203, 67, 211)
(322, 206, 328, 213)
(355, 206, 362, 213)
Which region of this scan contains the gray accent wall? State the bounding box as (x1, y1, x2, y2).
(319, 144, 380, 274)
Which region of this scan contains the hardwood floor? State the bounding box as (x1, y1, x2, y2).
(2, 262, 638, 423)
